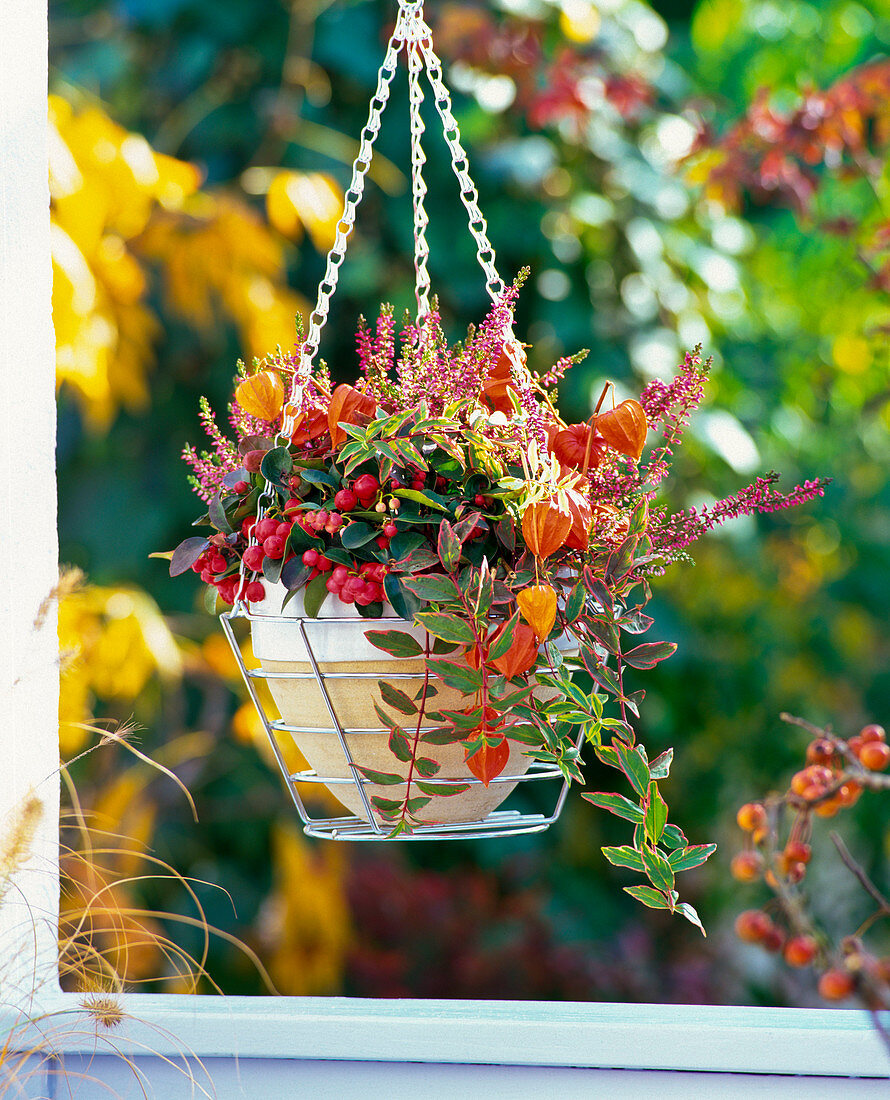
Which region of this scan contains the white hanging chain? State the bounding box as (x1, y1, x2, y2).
(407, 38, 431, 323)
(291, 0, 506, 400)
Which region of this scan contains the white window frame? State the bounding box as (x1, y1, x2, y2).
(2, 1, 887, 1087)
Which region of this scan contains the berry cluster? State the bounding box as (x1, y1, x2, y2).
(732, 717, 890, 1008)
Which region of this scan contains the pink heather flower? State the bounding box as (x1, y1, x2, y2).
(647, 475, 830, 555)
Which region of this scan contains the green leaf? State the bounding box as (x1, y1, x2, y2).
(364, 629, 424, 658)
(208, 493, 233, 534)
(262, 553, 284, 584)
(301, 572, 330, 618)
(383, 572, 421, 620)
(419, 727, 464, 745)
(581, 791, 645, 824)
(395, 488, 448, 511)
(676, 901, 707, 937)
(623, 641, 678, 670)
(204, 584, 219, 614)
(378, 681, 418, 715)
(280, 558, 313, 592)
(260, 446, 293, 483)
(405, 795, 432, 814)
(564, 583, 585, 623)
(614, 741, 650, 799)
(427, 658, 483, 693)
(437, 520, 462, 572)
(298, 466, 338, 489)
(605, 534, 638, 582)
(623, 885, 672, 910)
(594, 746, 623, 771)
(644, 781, 668, 845)
(661, 824, 688, 850)
(601, 845, 646, 873)
(341, 522, 379, 549)
(388, 531, 425, 558)
(400, 574, 459, 603)
(486, 611, 520, 660)
(641, 846, 675, 893)
(386, 727, 413, 763)
(414, 756, 439, 778)
(370, 796, 403, 814)
(504, 724, 543, 746)
(649, 748, 673, 779)
(355, 766, 404, 785)
(414, 611, 476, 647)
(668, 843, 717, 873)
(415, 780, 470, 797)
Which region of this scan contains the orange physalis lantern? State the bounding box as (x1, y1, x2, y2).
(327, 383, 377, 449)
(465, 735, 511, 787)
(481, 341, 524, 415)
(235, 370, 285, 422)
(521, 497, 572, 559)
(552, 422, 607, 473)
(289, 404, 328, 446)
(490, 622, 538, 678)
(564, 483, 592, 551)
(517, 584, 558, 640)
(597, 399, 648, 461)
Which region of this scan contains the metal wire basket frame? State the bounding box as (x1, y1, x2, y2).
(220, 604, 583, 841)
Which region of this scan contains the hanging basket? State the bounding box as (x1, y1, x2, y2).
(221, 0, 582, 841)
(222, 589, 582, 840)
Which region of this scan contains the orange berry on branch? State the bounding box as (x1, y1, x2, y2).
(735, 910, 772, 944)
(814, 796, 842, 819)
(784, 840, 812, 864)
(730, 851, 763, 883)
(806, 738, 835, 765)
(818, 968, 855, 1001)
(736, 802, 768, 832)
(858, 741, 890, 771)
(837, 781, 862, 807)
(859, 723, 886, 744)
(784, 935, 818, 968)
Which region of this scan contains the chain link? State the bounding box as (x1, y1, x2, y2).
(407, 40, 431, 323)
(419, 36, 505, 304)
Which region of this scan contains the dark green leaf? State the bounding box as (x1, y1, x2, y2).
(419, 727, 464, 745)
(662, 824, 688, 850)
(355, 766, 404, 785)
(395, 488, 448, 511)
(605, 535, 638, 582)
(370, 796, 403, 813)
(169, 536, 210, 577)
(378, 681, 418, 715)
(260, 446, 293, 483)
(364, 629, 424, 658)
(208, 493, 233, 534)
(400, 574, 459, 603)
(387, 727, 413, 763)
(564, 583, 585, 623)
(414, 611, 475, 647)
(388, 531, 426, 558)
(383, 572, 421, 620)
(414, 756, 439, 778)
(389, 547, 440, 573)
(427, 658, 482, 693)
(405, 795, 431, 814)
(415, 780, 470, 797)
(341, 522, 379, 549)
(302, 572, 330, 618)
(623, 641, 678, 670)
(641, 846, 675, 893)
(299, 466, 338, 489)
(262, 553, 284, 584)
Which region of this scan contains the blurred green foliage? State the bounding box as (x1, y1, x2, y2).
(51, 0, 889, 1004)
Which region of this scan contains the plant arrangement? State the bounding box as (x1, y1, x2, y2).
(165, 277, 826, 927)
(733, 714, 890, 1027)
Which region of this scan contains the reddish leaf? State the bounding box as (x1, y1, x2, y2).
(597, 399, 648, 461)
(289, 404, 328, 445)
(465, 735, 510, 787)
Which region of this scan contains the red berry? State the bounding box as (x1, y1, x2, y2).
(243, 545, 265, 571)
(353, 474, 379, 501)
(334, 489, 358, 512)
(390, 479, 400, 489)
(245, 580, 265, 602)
(210, 553, 228, 573)
(376, 536, 390, 550)
(784, 840, 811, 864)
(302, 549, 319, 567)
(435, 477, 446, 490)
(762, 926, 785, 953)
(338, 587, 356, 605)
(342, 576, 364, 598)
(283, 497, 302, 514)
(735, 910, 771, 944)
(233, 480, 250, 494)
(383, 522, 398, 538)
(316, 555, 332, 571)
(200, 568, 214, 584)
(325, 577, 341, 594)
(818, 968, 854, 1001)
(784, 936, 818, 968)
(276, 521, 292, 538)
(411, 478, 424, 490)
(859, 723, 886, 743)
(241, 516, 256, 537)
(474, 493, 485, 505)
(243, 449, 266, 473)
(311, 511, 328, 530)
(263, 535, 285, 559)
(255, 517, 279, 542)
(331, 565, 349, 586)
(325, 512, 344, 532)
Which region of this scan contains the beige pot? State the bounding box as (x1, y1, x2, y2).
(248, 585, 565, 826)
